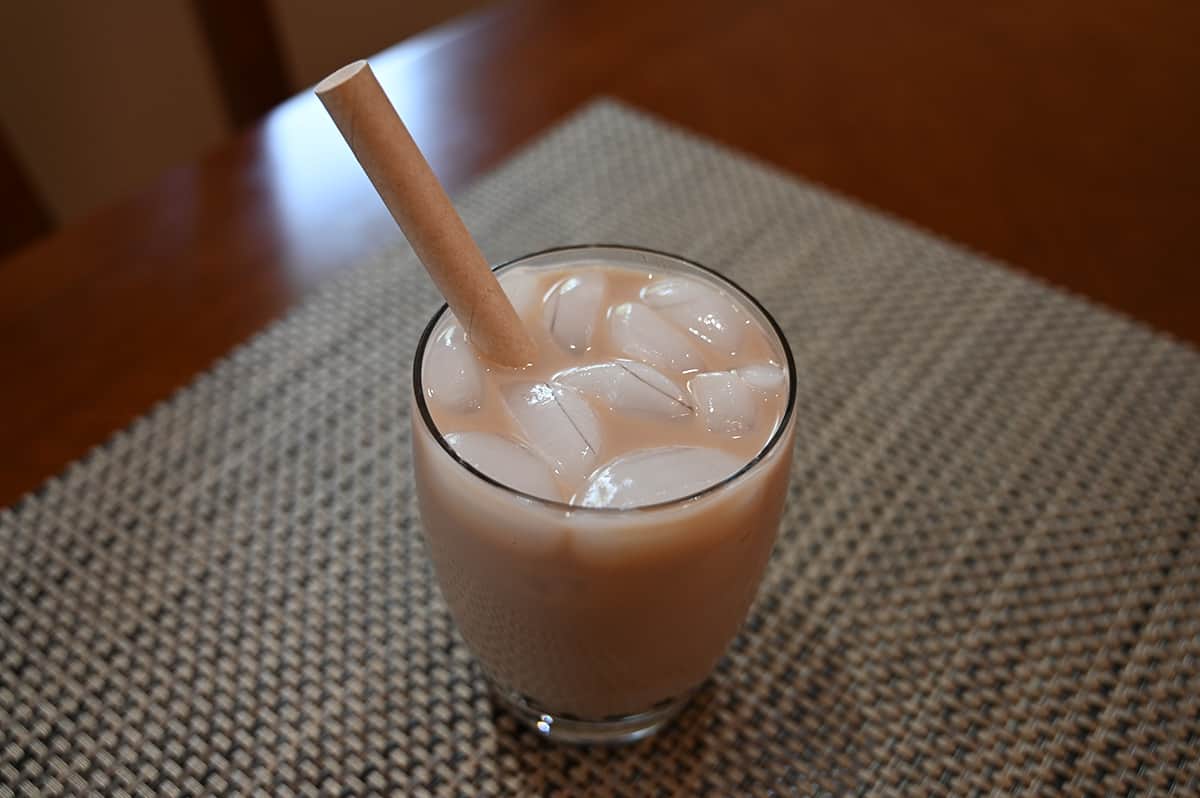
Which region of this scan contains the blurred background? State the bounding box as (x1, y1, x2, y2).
(0, 0, 483, 257)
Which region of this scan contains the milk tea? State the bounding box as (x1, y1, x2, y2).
(412, 247, 795, 737)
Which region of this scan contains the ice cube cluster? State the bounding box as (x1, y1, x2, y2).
(423, 266, 786, 508)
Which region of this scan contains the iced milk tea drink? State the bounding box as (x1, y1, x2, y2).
(412, 245, 796, 743)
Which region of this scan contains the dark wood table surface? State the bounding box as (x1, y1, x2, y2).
(2, 0, 1198, 509)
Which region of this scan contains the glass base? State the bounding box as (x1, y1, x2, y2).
(489, 681, 692, 745)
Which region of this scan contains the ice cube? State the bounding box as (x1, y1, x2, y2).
(641, 276, 747, 352)
(503, 383, 601, 484)
(609, 302, 703, 373)
(554, 360, 693, 419)
(689, 371, 756, 435)
(423, 322, 484, 412)
(736, 363, 787, 392)
(544, 272, 607, 353)
(499, 266, 544, 322)
(575, 446, 744, 508)
(444, 431, 563, 502)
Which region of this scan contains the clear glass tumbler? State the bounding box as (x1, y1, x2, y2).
(411, 245, 797, 744)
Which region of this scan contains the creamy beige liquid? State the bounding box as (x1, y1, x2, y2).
(412, 253, 795, 719)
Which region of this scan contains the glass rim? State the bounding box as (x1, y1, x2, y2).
(412, 244, 797, 514)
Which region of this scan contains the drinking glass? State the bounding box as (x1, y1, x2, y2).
(411, 245, 797, 744)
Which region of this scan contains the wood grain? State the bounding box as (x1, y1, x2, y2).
(2, 0, 1198, 508)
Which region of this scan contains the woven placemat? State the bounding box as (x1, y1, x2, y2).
(3, 100, 1199, 797)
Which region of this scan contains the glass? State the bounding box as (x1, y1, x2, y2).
(411, 245, 797, 744)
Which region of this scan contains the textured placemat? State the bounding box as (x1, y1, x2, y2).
(3, 100, 1199, 797)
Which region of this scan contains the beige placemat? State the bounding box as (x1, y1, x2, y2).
(3, 100, 1198, 796)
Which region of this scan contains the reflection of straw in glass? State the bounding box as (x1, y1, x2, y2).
(315, 60, 536, 368)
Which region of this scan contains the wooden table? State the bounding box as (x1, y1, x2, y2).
(2, 0, 1197, 509)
